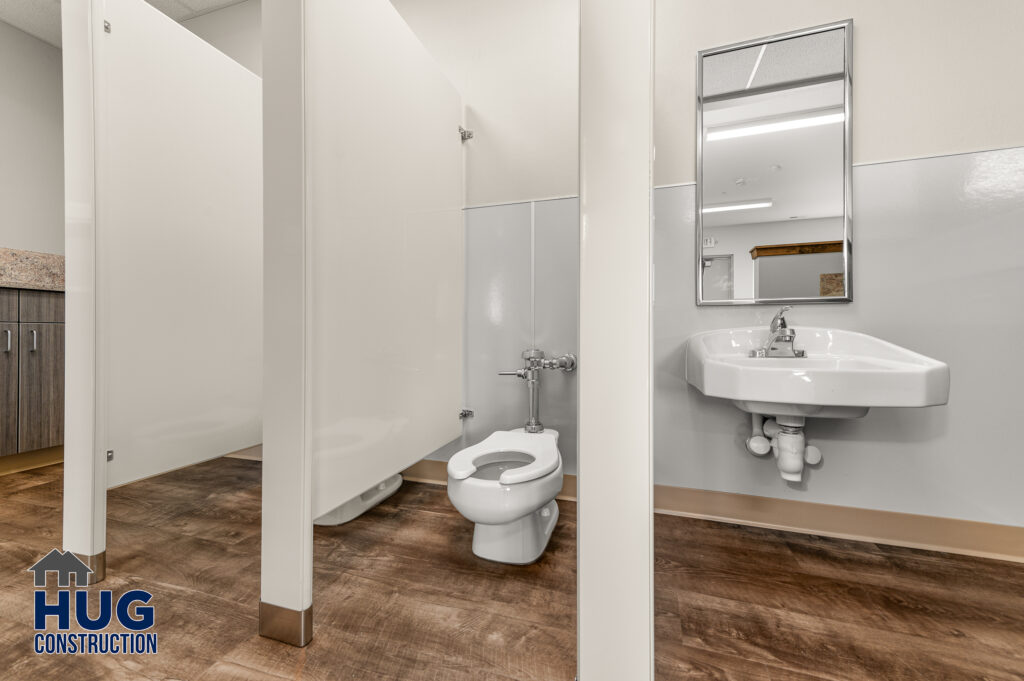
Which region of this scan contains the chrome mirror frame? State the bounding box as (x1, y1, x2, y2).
(696, 19, 853, 306)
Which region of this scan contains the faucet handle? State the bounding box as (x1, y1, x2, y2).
(498, 369, 527, 378)
(769, 306, 792, 332)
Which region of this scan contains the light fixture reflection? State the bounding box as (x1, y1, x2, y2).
(707, 111, 845, 142)
(701, 199, 773, 214)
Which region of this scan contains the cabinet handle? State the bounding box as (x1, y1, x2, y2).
(30, 328, 37, 352)
(3, 329, 9, 353)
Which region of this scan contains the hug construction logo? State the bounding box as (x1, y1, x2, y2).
(27, 549, 158, 655)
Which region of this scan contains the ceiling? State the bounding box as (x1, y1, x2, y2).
(0, 0, 248, 47)
(703, 28, 845, 98)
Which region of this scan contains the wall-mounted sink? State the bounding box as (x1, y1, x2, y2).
(683, 326, 950, 481)
(685, 327, 950, 417)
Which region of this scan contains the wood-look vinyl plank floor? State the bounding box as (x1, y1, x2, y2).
(0, 457, 1021, 680)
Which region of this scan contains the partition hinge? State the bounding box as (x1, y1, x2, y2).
(459, 409, 474, 419)
(106, 450, 114, 462)
(458, 126, 474, 142)
(104, 20, 111, 33)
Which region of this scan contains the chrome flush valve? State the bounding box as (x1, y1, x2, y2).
(499, 349, 578, 433)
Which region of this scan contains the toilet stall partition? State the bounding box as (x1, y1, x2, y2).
(62, 0, 262, 564)
(301, 0, 465, 521)
(260, 0, 465, 642)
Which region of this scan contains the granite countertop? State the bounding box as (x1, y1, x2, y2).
(0, 248, 65, 292)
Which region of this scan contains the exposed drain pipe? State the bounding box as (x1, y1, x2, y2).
(746, 414, 822, 481)
(745, 413, 771, 456)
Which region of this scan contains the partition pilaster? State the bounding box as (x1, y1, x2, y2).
(577, 0, 655, 677)
(259, 0, 314, 646)
(61, 0, 107, 582)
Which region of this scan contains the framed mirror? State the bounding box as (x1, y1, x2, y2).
(697, 20, 852, 305)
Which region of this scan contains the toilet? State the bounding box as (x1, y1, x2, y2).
(447, 429, 563, 564)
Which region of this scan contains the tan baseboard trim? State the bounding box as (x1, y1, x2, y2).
(653, 486, 1024, 564)
(259, 602, 313, 647)
(402, 460, 1024, 563)
(401, 459, 448, 483)
(224, 444, 262, 461)
(0, 446, 63, 476)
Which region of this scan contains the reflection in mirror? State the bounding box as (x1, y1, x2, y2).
(697, 22, 852, 304)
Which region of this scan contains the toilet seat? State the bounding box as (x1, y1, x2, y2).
(447, 430, 560, 485)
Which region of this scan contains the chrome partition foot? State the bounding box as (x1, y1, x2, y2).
(259, 601, 313, 647)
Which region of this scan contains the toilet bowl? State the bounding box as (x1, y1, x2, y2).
(447, 429, 563, 564)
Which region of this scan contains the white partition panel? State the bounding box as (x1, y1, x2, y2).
(261, 0, 463, 636)
(304, 0, 464, 519)
(67, 0, 262, 490)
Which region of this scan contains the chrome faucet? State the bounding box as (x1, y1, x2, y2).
(499, 349, 577, 432)
(750, 306, 805, 358)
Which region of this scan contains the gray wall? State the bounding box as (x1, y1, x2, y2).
(0, 20, 64, 255)
(654, 147, 1024, 527)
(428, 198, 580, 474)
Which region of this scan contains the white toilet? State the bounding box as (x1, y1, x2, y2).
(447, 429, 563, 564)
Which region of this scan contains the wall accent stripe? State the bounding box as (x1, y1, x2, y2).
(402, 459, 1024, 564)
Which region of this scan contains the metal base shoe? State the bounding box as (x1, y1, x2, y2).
(75, 551, 106, 585)
(259, 602, 313, 647)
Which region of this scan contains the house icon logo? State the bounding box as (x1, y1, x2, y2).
(26, 549, 93, 588)
(28, 548, 158, 656)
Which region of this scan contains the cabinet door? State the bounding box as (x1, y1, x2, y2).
(0, 323, 17, 456)
(0, 289, 17, 322)
(18, 323, 64, 452)
(19, 290, 64, 323)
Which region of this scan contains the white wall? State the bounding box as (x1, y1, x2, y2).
(653, 147, 1024, 527)
(0, 20, 64, 255)
(374, 1, 1024, 202)
(655, 0, 1024, 185)
(389, 0, 579, 207)
(181, 0, 261, 75)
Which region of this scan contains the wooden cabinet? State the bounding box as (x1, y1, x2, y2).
(19, 289, 65, 323)
(0, 322, 17, 456)
(0, 289, 17, 322)
(18, 323, 64, 452)
(0, 289, 65, 456)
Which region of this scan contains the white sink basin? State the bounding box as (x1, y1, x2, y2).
(684, 327, 950, 419)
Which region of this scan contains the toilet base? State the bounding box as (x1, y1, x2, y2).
(471, 500, 559, 564)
